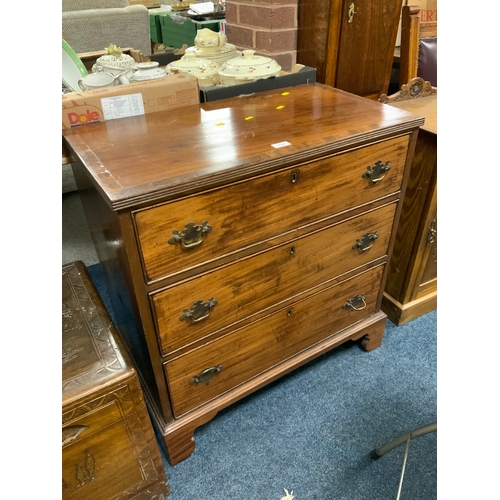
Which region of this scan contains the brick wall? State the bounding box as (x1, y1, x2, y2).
(225, 0, 299, 72)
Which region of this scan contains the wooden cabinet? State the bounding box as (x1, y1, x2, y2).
(381, 95, 437, 325)
(63, 84, 422, 465)
(129, 0, 160, 7)
(62, 261, 170, 499)
(297, 0, 403, 100)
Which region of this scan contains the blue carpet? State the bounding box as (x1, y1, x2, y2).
(88, 263, 437, 500)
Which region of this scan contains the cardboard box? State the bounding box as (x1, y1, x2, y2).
(412, 0, 437, 22)
(76, 48, 147, 73)
(62, 73, 199, 129)
(199, 65, 317, 103)
(396, 0, 438, 46)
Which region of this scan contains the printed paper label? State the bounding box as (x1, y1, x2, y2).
(101, 93, 145, 121)
(271, 141, 291, 149)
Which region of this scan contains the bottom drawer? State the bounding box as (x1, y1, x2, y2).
(165, 264, 385, 417)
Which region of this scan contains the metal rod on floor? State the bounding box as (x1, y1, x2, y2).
(396, 434, 411, 500)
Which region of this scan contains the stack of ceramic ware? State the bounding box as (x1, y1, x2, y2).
(218, 49, 281, 86)
(165, 48, 221, 86)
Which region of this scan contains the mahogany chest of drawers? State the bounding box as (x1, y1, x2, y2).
(63, 83, 423, 465)
(62, 261, 170, 499)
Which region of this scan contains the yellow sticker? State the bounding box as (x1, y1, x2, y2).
(215, 122, 225, 126)
(281, 92, 290, 96)
(276, 105, 285, 110)
(245, 116, 254, 120)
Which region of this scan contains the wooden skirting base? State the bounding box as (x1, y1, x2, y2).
(382, 291, 436, 326)
(144, 312, 387, 465)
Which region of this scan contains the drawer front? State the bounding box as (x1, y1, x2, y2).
(152, 203, 397, 355)
(62, 417, 147, 499)
(63, 400, 122, 447)
(63, 398, 163, 499)
(135, 135, 409, 282)
(62, 382, 143, 446)
(164, 264, 385, 417)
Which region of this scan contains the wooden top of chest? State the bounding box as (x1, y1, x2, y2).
(63, 83, 424, 210)
(62, 261, 135, 408)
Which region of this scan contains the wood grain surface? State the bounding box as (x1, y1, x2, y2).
(63, 84, 423, 209)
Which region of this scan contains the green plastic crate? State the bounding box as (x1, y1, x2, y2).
(159, 13, 222, 49)
(150, 15, 162, 44)
(149, 9, 173, 44)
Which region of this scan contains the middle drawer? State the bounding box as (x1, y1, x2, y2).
(151, 202, 396, 356)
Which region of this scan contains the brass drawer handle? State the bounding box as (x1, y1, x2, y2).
(362, 160, 391, 183)
(168, 221, 212, 249)
(352, 231, 378, 252)
(180, 298, 218, 323)
(190, 364, 223, 385)
(343, 294, 367, 311)
(427, 218, 437, 244)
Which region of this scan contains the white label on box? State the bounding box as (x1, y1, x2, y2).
(271, 141, 291, 149)
(101, 93, 145, 121)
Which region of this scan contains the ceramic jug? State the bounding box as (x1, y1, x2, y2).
(194, 28, 227, 53)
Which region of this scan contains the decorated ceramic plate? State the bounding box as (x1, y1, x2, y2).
(62, 39, 88, 92)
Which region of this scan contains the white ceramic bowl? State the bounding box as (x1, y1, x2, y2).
(130, 61, 167, 82)
(218, 50, 281, 86)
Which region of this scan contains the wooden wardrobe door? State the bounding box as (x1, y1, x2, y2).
(334, 0, 403, 99)
(297, 0, 402, 100)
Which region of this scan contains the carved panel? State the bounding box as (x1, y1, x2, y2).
(62, 262, 128, 395)
(63, 385, 136, 424)
(378, 77, 437, 104)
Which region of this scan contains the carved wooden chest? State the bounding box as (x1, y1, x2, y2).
(62, 261, 170, 499)
(381, 94, 437, 325)
(63, 84, 423, 465)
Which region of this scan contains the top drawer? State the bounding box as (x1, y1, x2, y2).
(134, 135, 410, 283)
